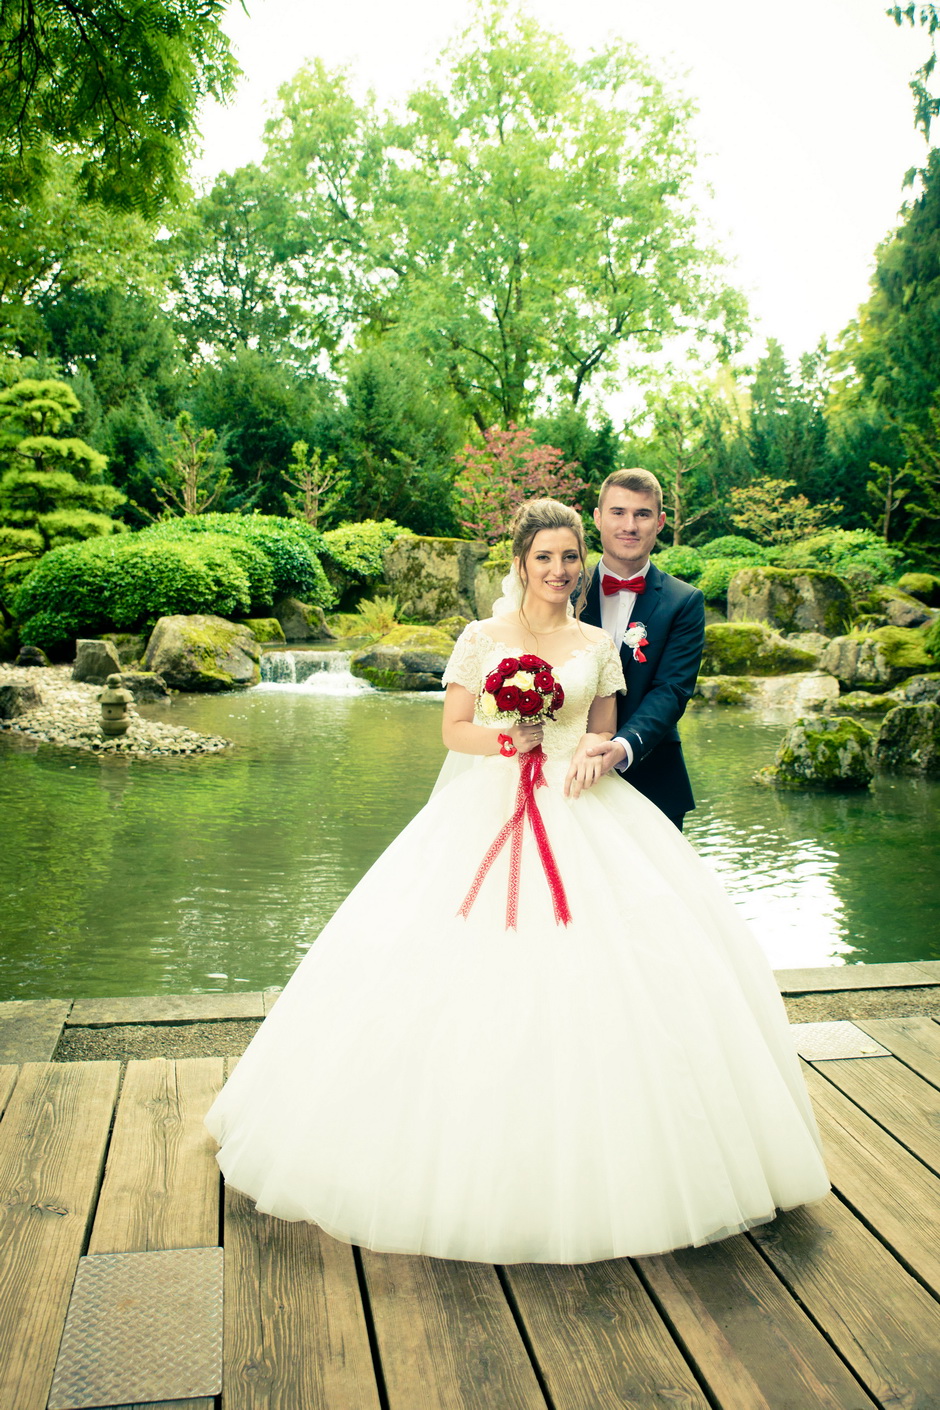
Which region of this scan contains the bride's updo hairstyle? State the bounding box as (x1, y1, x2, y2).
(511, 498, 589, 619)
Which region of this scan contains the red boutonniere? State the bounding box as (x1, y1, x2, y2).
(623, 622, 648, 663)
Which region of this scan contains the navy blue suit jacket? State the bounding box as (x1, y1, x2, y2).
(582, 563, 705, 821)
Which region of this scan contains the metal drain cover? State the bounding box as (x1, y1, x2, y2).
(791, 1020, 890, 1060)
(48, 1246, 223, 1409)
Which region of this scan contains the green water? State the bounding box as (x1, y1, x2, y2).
(1, 672, 937, 999)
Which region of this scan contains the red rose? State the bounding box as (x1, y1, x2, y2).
(496, 685, 521, 710)
(518, 690, 542, 717)
(534, 669, 554, 692)
(484, 671, 504, 693)
(498, 657, 518, 675)
(551, 685, 565, 709)
(518, 654, 545, 670)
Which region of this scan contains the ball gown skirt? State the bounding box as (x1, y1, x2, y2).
(205, 635, 829, 1264)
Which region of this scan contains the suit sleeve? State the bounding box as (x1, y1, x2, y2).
(615, 588, 705, 766)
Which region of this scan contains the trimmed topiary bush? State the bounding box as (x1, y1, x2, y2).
(697, 536, 767, 561)
(321, 519, 410, 591)
(697, 558, 745, 604)
(650, 545, 704, 581)
(774, 529, 904, 590)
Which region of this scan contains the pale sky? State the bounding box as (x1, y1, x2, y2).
(195, 0, 931, 376)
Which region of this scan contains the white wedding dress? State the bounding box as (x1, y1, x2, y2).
(205, 625, 829, 1264)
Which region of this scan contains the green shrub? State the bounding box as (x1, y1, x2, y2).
(697, 558, 744, 604)
(774, 529, 903, 589)
(697, 535, 767, 561)
(651, 545, 704, 581)
(322, 519, 409, 581)
(36, 508, 126, 548)
(356, 595, 399, 636)
(15, 536, 253, 650)
(139, 513, 335, 608)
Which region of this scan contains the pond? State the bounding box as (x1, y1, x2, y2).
(1, 655, 937, 1000)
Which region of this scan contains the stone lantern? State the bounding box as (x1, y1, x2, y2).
(99, 672, 133, 737)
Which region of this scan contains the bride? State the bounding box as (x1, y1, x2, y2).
(205, 498, 829, 1264)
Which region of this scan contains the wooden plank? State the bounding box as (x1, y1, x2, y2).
(89, 1058, 224, 1255)
(803, 1063, 940, 1295)
(774, 962, 937, 993)
(0, 1063, 19, 1115)
(504, 1259, 709, 1409)
(854, 1015, 940, 1088)
(753, 1194, 940, 1409)
(0, 1061, 121, 1410)
(639, 1233, 876, 1410)
(68, 993, 266, 1026)
(809, 1054, 940, 1177)
(362, 1251, 546, 1410)
(223, 1187, 381, 1410)
(0, 1000, 70, 1062)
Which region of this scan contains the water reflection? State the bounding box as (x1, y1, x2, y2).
(0, 679, 937, 1000)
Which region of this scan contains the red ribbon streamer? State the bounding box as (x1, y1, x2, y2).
(458, 746, 572, 929)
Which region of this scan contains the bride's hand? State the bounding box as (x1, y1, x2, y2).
(509, 722, 543, 754)
(564, 733, 614, 798)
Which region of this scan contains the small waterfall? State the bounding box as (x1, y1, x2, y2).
(259, 650, 373, 695)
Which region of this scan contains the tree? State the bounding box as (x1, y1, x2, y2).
(0, 0, 238, 214)
(729, 477, 842, 545)
(263, 5, 747, 428)
(888, 3, 940, 140)
(282, 441, 346, 528)
(454, 424, 588, 543)
(150, 413, 230, 518)
(869, 390, 940, 546)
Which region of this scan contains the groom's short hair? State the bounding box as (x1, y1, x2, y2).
(598, 468, 663, 514)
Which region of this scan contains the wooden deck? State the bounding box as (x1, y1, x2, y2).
(0, 1010, 939, 1409)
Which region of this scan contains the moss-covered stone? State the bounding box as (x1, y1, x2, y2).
(378, 625, 455, 653)
(755, 716, 875, 790)
(383, 536, 489, 621)
(349, 624, 454, 691)
(435, 615, 470, 640)
(100, 632, 147, 665)
(727, 566, 854, 635)
(875, 701, 940, 776)
(236, 617, 287, 645)
(925, 616, 940, 664)
(273, 596, 334, 642)
(694, 675, 759, 704)
(143, 614, 260, 691)
(896, 672, 940, 704)
(826, 690, 900, 715)
(700, 623, 818, 676)
(864, 585, 934, 629)
(820, 626, 934, 689)
(898, 571, 940, 606)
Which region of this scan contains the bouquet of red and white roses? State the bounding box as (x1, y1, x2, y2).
(478, 654, 564, 727)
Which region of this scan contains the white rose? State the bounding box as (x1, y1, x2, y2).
(480, 692, 499, 717)
(513, 672, 535, 690)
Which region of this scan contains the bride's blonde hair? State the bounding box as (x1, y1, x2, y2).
(510, 499, 589, 618)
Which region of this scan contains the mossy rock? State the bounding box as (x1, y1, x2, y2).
(383, 536, 489, 622)
(273, 596, 335, 642)
(436, 615, 470, 641)
(895, 672, 940, 704)
(875, 701, 940, 776)
(755, 716, 875, 790)
(727, 566, 854, 636)
(898, 571, 940, 607)
(101, 632, 148, 666)
(826, 690, 901, 716)
(821, 626, 934, 689)
(378, 625, 455, 653)
(236, 617, 287, 645)
(349, 625, 453, 691)
(694, 675, 759, 704)
(864, 585, 934, 629)
(700, 623, 818, 676)
(925, 616, 940, 664)
(143, 614, 260, 691)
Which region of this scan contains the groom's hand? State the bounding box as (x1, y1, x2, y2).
(564, 736, 626, 798)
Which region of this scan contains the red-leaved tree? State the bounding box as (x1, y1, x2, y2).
(455, 424, 589, 543)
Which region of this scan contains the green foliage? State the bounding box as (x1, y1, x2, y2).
(696, 558, 745, 604)
(14, 535, 253, 649)
(148, 413, 231, 519)
(650, 545, 704, 581)
(729, 476, 843, 545)
(924, 615, 940, 662)
(137, 512, 335, 608)
(137, 526, 275, 610)
(321, 520, 408, 583)
(773, 529, 905, 589)
(454, 424, 588, 544)
(0, 0, 238, 215)
(355, 596, 400, 637)
(698, 536, 767, 560)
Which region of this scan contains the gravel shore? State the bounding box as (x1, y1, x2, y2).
(0, 664, 231, 757)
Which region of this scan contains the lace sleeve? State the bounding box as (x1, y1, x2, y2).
(595, 635, 627, 697)
(441, 624, 483, 694)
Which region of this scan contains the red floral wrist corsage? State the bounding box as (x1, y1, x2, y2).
(498, 733, 517, 757)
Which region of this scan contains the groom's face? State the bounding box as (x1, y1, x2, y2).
(594, 488, 666, 574)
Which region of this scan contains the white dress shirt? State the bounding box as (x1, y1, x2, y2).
(598, 558, 651, 772)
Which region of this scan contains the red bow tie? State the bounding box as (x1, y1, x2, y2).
(602, 574, 647, 596)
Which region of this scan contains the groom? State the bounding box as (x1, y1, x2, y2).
(581, 468, 705, 831)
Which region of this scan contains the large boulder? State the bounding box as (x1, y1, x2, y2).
(383, 536, 489, 621)
(143, 615, 261, 691)
(897, 571, 940, 607)
(350, 625, 454, 691)
(101, 632, 147, 666)
(895, 672, 940, 704)
(73, 638, 121, 683)
(865, 585, 935, 629)
(819, 627, 934, 691)
(694, 676, 759, 705)
(236, 617, 287, 645)
(13, 644, 50, 668)
(700, 623, 819, 676)
(755, 716, 875, 790)
(0, 680, 42, 718)
(273, 597, 335, 642)
(727, 567, 854, 636)
(875, 702, 940, 776)
(120, 670, 170, 702)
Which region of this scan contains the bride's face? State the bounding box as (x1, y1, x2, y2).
(516, 528, 582, 609)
